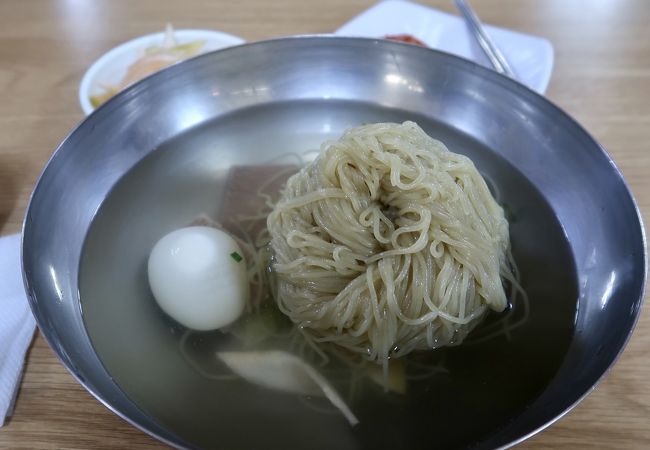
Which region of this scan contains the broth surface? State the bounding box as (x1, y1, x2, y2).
(80, 100, 577, 449)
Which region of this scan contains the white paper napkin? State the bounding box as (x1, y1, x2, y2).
(0, 233, 36, 426)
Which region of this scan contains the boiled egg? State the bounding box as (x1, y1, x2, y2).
(147, 226, 248, 330)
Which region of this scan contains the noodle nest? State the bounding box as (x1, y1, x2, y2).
(267, 121, 513, 362)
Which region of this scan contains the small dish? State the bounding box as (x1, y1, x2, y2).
(79, 29, 244, 115)
(335, 0, 554, 93)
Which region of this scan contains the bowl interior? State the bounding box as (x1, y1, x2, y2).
(23, 37, 645, 450)
(79, 99, 577, 449)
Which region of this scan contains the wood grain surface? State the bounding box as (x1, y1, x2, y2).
(1, 0, 649, 448)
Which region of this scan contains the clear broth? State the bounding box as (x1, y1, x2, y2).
(80, 100, 578, 450)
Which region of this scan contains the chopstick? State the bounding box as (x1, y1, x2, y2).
(453, 0, 517, 79)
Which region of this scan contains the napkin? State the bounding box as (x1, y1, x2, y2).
(0, 233, 36, 426)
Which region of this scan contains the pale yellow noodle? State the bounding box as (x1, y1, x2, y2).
(267, 121, 517, 363)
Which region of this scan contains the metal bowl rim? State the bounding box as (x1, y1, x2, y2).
(21, 35, 648, 450)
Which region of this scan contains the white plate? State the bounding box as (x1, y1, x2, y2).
(335, 0, 553, 94)
(79, 29, 245, 115)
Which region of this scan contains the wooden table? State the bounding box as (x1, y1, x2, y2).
(1, 0, 649, 448)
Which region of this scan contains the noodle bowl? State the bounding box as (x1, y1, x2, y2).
(267, 121, 516, 363)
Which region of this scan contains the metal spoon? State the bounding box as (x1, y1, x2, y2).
(453, 0, 517, 79)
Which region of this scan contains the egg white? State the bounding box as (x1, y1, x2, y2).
(147, 226, 248, 330)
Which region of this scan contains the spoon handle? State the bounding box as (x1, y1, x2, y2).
(453, 0, 517, 79)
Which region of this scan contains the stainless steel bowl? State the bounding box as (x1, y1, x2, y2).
(22, 37, 646, 449)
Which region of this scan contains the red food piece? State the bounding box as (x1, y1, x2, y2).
(384, 34, 428, 47)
